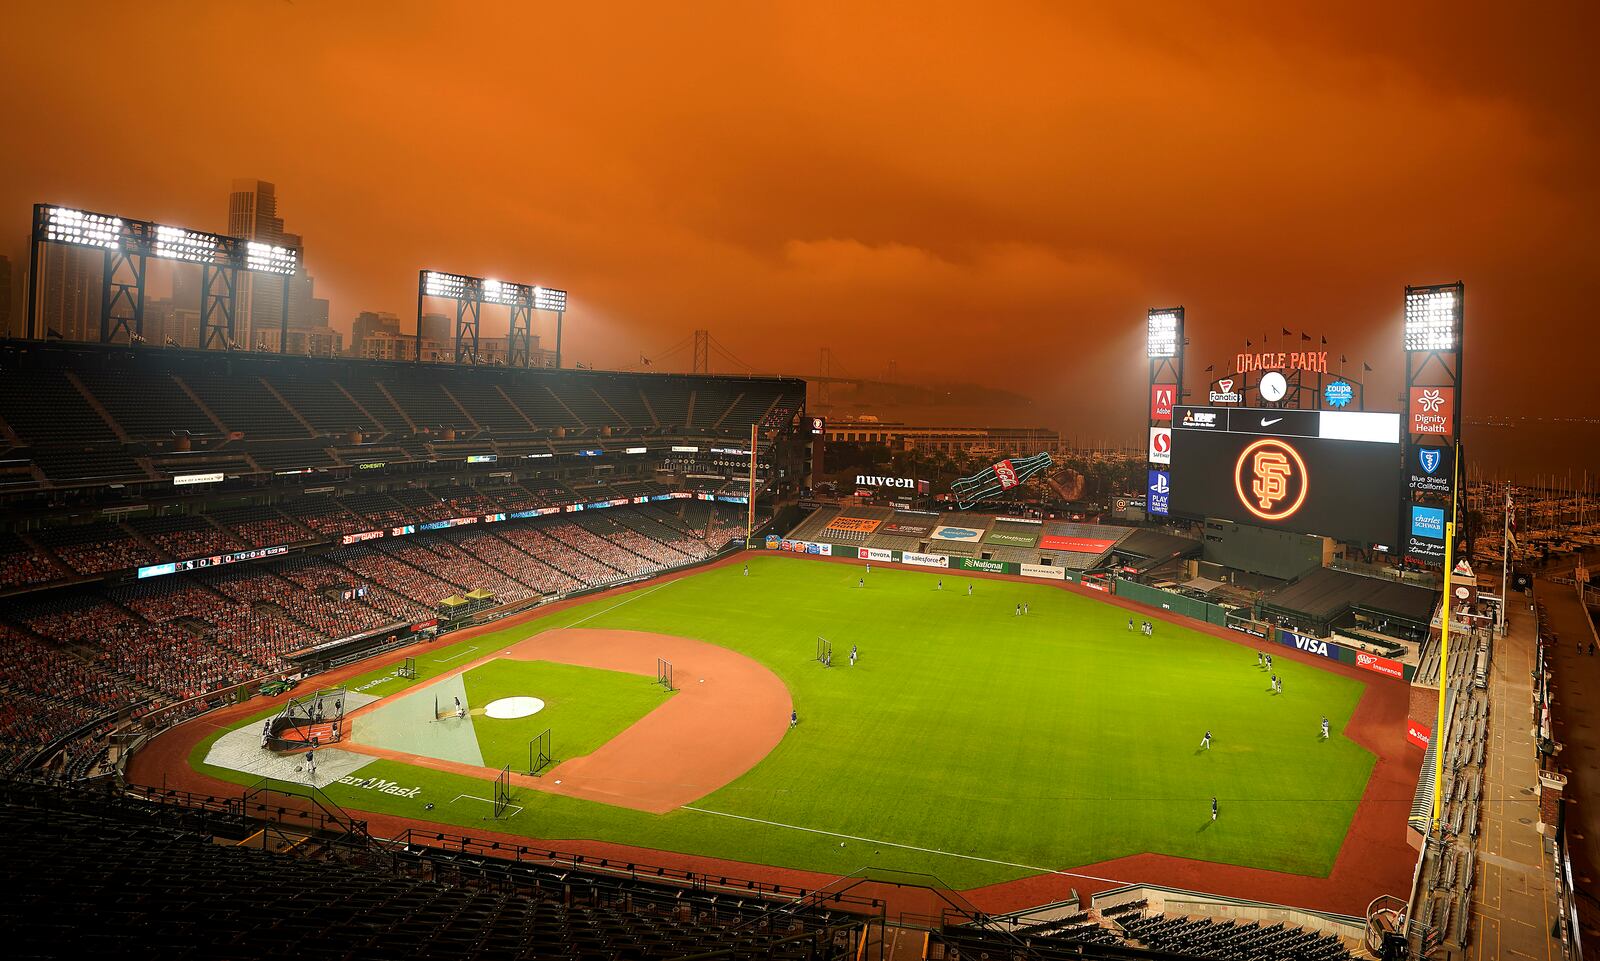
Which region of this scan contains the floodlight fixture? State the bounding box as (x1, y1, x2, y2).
(533, 286, 567, 312)
(424, 270, 471, 300)
(1147, 307, 1182, 358)
(154, 225, 226, 266)
(418, 267, 569, 368)
(1404, 284, 1461, 352)
(246, 241, 298, 275)
(45, 206, 124, 249)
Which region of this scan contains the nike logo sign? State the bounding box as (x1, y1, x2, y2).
(1261, 418, 1283, 426)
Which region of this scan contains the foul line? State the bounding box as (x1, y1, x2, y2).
(679, 805, 1135, 886)
(430, 645, 480, 665)
(450, 794, 524, 818)
(564, 581, 673, 630)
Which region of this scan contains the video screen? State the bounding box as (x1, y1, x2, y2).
(1169, 407, 1401, 546)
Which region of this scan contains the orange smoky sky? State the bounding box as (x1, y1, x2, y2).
(2, 1, 1596, 441)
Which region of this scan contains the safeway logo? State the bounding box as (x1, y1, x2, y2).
(1149, 427, 1172, 464)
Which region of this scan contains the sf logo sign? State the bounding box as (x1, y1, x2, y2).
(1233, 439, 1308, 522)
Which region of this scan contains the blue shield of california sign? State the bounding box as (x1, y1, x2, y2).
(1419, 448, 1442, 475)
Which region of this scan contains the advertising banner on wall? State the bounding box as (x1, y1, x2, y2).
(1020, 563, 1066, 580)
(1150, 383, 1177, 421)
(901, 551, 950, 568)
(953, 557, 1015, 575)
(881, 519, 935, 537)
(823, 516, 883, 535)
(1409, 386, 1455, 437)
(985, 528, 1039, 547)
(1149, 427, 1172, 464)
(1278, 628, 1340, 660)
(1354, 651, 1405, 679)
(1147, 469, 1171, 516)
(857, 547, 895, 562)
(1407, 504, 1448, 562)
(932, 525, 984, 542)
(1406, 720, 1431, 750)
(1039, 534, 1118, 554)
(778, 539, 832, 556)
(1407, 444, 1455, 495)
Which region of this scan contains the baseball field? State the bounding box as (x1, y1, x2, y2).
(177, 553, 1383, 893)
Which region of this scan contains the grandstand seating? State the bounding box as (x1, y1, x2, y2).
(0, 531, 61, 590)
(0, 781, 860, 960)
(935, 905, 1358, 961)
(0, 342, 803, 486)
(0, 499, 760, 779)
(35, 522, 160, 575)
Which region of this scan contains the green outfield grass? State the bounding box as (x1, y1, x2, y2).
(189, 553, 1377, 888)
(459, 659, 670, 771)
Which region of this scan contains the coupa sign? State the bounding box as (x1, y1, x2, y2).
(855, 474, 917, 489)
(1278, 628, 1338, 660)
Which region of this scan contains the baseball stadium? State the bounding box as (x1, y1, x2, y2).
(1, 257, 1588, 961)
(1, 15, 1595, 958)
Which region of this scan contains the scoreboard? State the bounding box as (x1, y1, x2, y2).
(1168, 406, 1401, 546)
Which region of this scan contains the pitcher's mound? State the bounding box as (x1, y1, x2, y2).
(485, 696, 546, 719)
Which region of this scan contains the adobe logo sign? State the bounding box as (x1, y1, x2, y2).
(1409, 386, 1455, 437)
(1150, 383, 1176, 421)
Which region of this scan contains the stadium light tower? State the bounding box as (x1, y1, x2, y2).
(27, 204, 299, 350)
(1401, 282, 1464, 569)
(417, 269, 568, 367)
(1146, 307, 1184, 500)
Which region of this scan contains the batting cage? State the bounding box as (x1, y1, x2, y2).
(263, 688, 348, 751)
(655, 657, 674, 692)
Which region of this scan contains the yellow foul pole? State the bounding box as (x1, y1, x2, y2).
(1431, 442, 1463, 834)
(745, 422, 757, 548)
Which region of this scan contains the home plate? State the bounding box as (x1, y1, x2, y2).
(484, 696, 545, 719)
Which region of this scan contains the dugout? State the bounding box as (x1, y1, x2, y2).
(1257, 567, 1436, 639)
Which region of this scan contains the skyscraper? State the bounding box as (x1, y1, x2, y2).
(227, 179, 305, 347)
(39, 245, 100, 342)
(0, 255, 12, 338)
